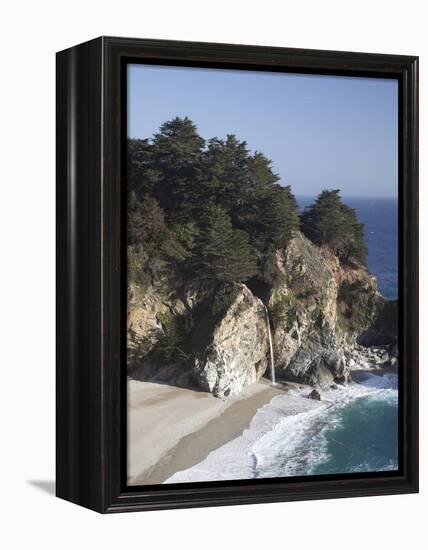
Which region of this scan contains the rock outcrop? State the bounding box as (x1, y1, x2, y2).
(127, 280, 207, 369)
(127, 231, 397, 396)
(357, 299, 398, 346)
(128, 282, 269, 398)
(308, 389, 321, 400)
(268, 232, 382, 389)
(193, 284, 269, 398)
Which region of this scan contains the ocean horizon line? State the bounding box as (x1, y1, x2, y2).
(296, 194, 398, 200)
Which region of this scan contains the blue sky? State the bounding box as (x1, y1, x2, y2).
(128, 64, 398, 198)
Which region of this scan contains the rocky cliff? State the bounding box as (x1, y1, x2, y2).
(128, 281, 269, 398)
(127, 231, 397, 397)
(268, 232, 384, 388)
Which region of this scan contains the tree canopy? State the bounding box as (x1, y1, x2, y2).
(300, 190, 367, 265)
(128, 117, 300, 286)
(128, 118, 367, 291)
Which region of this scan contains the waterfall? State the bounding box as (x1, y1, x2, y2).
(264, 305, 276, 385)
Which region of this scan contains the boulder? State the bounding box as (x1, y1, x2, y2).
(308, 389, 321, 400)
(193, 284, 269, 398)
(282, 345, 335, 388)
(129, 283, 270, 398)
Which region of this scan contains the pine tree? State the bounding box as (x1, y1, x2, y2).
(127, 121, 362, 293)
(203, 135, 251, 217)
(152, 117, 205, 221)
(127, 138, 159, 199)
(127, 192, 165, 246)
(197, 204, 257, 283)
(301, 190, 367, 265)
(236, 152, 299, 252)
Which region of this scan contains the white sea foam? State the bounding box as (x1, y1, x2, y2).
(164, 373, 398, 483)
(357, 371, 398, 390)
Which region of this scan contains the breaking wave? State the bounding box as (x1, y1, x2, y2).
(164, 372, 398, 484)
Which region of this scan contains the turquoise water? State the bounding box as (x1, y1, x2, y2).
(308, 378, 398, 475)
(165, 373, 399, 483)
(251, 373, 400, 477)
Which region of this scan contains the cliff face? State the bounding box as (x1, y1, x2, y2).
(128, 282, 269, 398)
(193, 284, 269, 398)
(127, 231, 395, 396)
(268, 232, 381, 388)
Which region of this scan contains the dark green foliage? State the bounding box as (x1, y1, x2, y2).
(128, 120, 367, 299)
(196, 204, 257, 283)
(337, 280, 378, 333)
(210, 285, 239, 318)
(296, 288, 317, 300)
(358, 299, 398, 346)
(128, 139, 159, 198)
(128, 192, 165, 246)
(127, 245, 151, 296)
(155, 312, 189, 362)
(301, 190, 367, 265)
(153, 284, 241, 363)
(127, 117, 300, 289)
(268, 293, 299, 332)
(203, 135, 250, 213)
(269, 294, 292, 326)
(127, 191, 197, 285)
(257, 246, 283, 286)
(152, 117, 205, 222)
(338, 280, 366, 303)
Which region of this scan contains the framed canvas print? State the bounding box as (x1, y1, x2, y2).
(56, 37, 418, 513)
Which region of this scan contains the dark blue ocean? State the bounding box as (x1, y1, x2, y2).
(297, 197, 398, 300)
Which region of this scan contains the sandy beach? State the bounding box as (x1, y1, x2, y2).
(127, 378, 286, 485)
(128, 364, 398, 485)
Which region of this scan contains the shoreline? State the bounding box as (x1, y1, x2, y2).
(128, 378, 286, 485)
(164, 370, 399, 483)
(128, 365, 398, 486)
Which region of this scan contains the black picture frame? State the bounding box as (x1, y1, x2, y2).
(56, 36, 419, 513)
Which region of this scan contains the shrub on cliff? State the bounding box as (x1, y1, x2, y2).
(301, 189, 367, 265)
(155, 311, 190, 362)
(337, 280, 379, 334)
(128, 192, 165, 246)
(127, 191, 198, 286)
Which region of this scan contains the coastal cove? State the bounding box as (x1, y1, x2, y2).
(51, 35, 418, 520)
(164, 371, 398, 483)
(127, 193, 399, 484)
(126, 118, 399, 486)
(128, 369, 398, 485)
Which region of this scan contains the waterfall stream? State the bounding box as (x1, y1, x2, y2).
(264, 306, 276, 385)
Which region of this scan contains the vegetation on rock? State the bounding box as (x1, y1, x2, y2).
(301, 189, 367, 265)
(337, 280, 380, 335)
(127, 117, 392, 394)
(128, 117, 300, 288)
